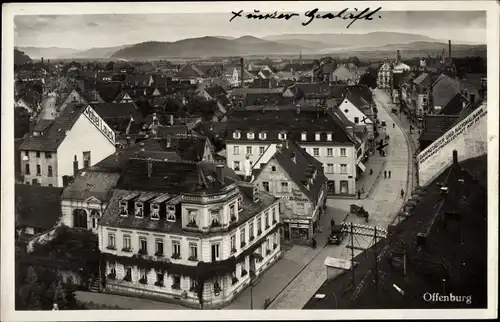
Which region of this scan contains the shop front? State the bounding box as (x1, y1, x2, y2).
(283, 218, 311, 244)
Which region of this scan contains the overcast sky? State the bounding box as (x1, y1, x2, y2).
(14, 11, 486, 49)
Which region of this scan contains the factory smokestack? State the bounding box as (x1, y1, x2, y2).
(240, 57, 245, 88)
(448, 40, 452, 61)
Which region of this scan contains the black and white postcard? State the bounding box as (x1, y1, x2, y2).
(2, 1, 498, 320)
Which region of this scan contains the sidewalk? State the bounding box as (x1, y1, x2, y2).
(224, 206, 334, 310)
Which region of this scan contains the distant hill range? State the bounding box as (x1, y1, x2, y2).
(16, 32, 486, 60)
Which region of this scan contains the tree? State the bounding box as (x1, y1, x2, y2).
(14, 107, 31, 139)
(347, 56, 361, 67)
(359, 72, 377, 89)
(105, 61, 115, 71)
(16, 267, 42, 310)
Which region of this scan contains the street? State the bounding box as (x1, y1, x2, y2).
(37, 96, 57, 121)
(265, 88, 412, 309)
(74, 88, 415, 311)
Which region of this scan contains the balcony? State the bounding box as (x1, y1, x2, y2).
(171, 253, 181, 260)
(139, 277, 147, 285)
(106, 245, 116, 250)
(154, 251, 164, 257)
(154, 281, 164, 287)
(138, 249, 148, 255)
(122, 247, 132, 253)
(188, 256, 198, 262)
(172, 283, 181, 290)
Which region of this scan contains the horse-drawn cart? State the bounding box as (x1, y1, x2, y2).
(350, 204, 369, 222)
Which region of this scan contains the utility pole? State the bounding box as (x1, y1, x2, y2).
(350, 222, 355, 287)
(374, 226, 379, 291)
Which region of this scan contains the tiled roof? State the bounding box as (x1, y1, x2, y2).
(304, 156, 487, 309)
(124, 74, 151, 85)
(346, 85, 373, 103)
(294, 82, 332, 98)
(176, 64, 206, 78)
(439, 93, 468, 115)
(418, 115, 459, 143)
(156, 125, 189, 137)
(19, 103, 86, 152)
(90, 103, 142, 120)
(61, 170, 120, 201)
(244, 92, 288, 106)
(205, 86, 231, 107)
(413, 72, 429, 85)
(432, 74, 460, 108)
(95, 82, 122, 103)
(271, 141, 327, 202)
(94, 135, 207, 172)
(259, 69, 273, 78)
(281, 63, 313, 72)
(99, 185, 277, 235)
(15, 184, 63, 231)
(250, 78, 277, 89)
(225, 106, 354, 144)
(116, 159, 231, 194)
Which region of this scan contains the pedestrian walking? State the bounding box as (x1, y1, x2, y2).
(400, 188, 404, 198)
(357, 189, 361, 199)
(331, 218, 336, 228)
(388, 170, 391, 178)
(369, 168, 373, 175)
(361, 186, 365, 194)
(393, 123, 395, 128)
(384, 170, 387, 178)
(312, 237, 317, 249)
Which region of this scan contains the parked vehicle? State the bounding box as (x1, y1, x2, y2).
(381, 120, 387, 127)
(391, 108, 398, 113)
(328, 224, 347, 245)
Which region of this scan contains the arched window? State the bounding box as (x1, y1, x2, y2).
(73, 209, 88, 229)
(90, 210, 100, 228)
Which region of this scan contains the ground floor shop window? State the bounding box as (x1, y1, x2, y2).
(327, 181, 335, 195)
(291, 227, 309, 240)
(283, 223, 290, 240)
(340, 180, 349, 194)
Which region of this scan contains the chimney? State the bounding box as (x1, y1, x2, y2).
(126, 136, 131, 147)
(169, 114, 174, 126)
(397, 50, 401, 62)
(140, 142, 145, 152)
(240, 57, 245, 88)
(147, 158, 153, 177)
(73, 155, 78, 177)
(216, 164, 225, 185)
(41, 57, 44, 65)
(452, 150, 458, 164)
(448, 40, 452, 61)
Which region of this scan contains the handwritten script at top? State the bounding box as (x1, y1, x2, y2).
(230, 8, 383, 28)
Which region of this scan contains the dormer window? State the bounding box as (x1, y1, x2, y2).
(135, 202, 144, 218)
(166, 205, 176, 222)
(233, 131, 241, 139)
(247, 132, 255, 140)
(301, 132, 307, 141)
(327, 133, 332, 141)
(151, 203, 160, 220)
(259, 132, 267, 140)
(315, 133, 321, 141)
(278, 132, 287, 140)
(120, 201, 128, 216)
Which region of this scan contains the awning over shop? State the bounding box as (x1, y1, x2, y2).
(357, 162, 367, 172)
